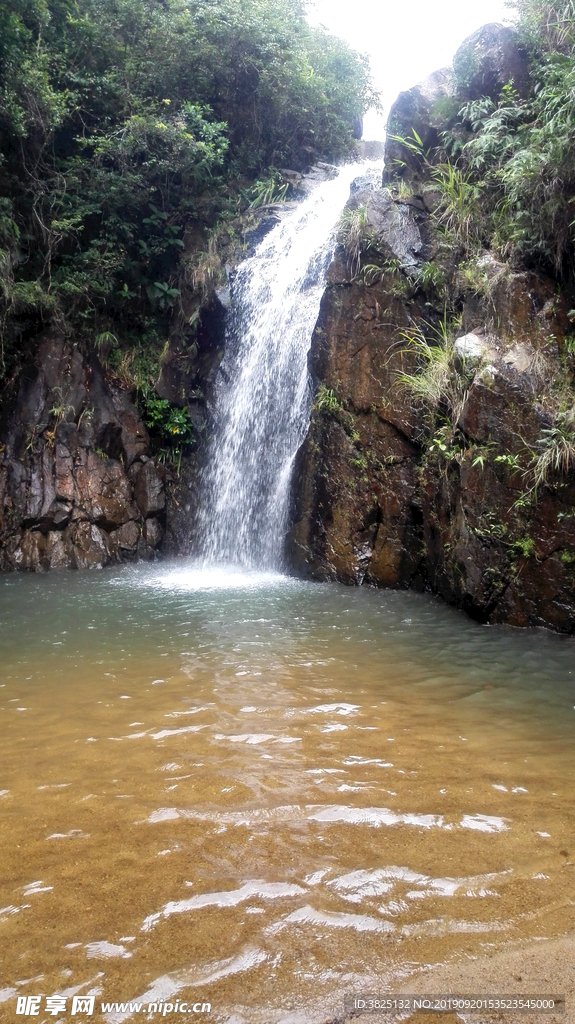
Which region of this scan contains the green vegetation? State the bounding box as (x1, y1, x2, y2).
(140, 390, 194, 472)
(0, 0, 376, 394)
(338, 204, 372, 276)
(387, 1, 575, 280)
(315, 384, 344, 415)
(385, 0, 575, 536)
(512, 535, 537, 558)
(396, 315, 470, 429)
(449, 0, 575, 273)
(242, 170, 290, 210)
(531, 416, 575, 488)
(429, 163, 482, 248)
(416, 260, 446, 294)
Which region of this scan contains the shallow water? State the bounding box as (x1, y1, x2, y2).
(1, 562, 574, 1023)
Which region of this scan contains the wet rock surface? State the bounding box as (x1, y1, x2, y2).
(288, 244, 428, 589)
(0, 335, 164, 571)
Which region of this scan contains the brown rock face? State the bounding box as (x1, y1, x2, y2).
(290, 202, 575, 632)
(289, 235, 429, 587)
(0, 335, 164, 572)
(290, 28, 575, 634)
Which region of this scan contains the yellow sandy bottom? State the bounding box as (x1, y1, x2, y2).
(0, 568, 574, 1023)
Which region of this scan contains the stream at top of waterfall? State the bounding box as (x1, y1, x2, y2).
(0, 562, 574, 1023)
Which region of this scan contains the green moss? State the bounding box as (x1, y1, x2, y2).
(512, 536, 537, 558)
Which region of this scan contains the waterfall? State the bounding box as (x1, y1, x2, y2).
(197, 162, 374, 570)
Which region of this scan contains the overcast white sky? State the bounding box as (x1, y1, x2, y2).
(306, 0, 515, 138)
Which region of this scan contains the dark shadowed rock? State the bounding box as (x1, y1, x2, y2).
(384, 68, 456, 182)
(110, 520, 140, 553)
(5, 335, 88, 456)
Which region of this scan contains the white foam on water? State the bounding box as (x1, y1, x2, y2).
(460, 814, 509, 832)
(307, 805, 444, 829)
(142, 567, 288, 592)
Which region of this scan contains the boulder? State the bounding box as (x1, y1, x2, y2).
(453, 332, 492, 367)
(350, 169, 384, 195)
(110, 520, 140, 553)
(69, 521, 112, 570)
(46, 531, 69, 570)
(453, 23, 530, 102)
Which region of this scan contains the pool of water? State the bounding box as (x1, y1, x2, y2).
(1, 561, 574, 1022)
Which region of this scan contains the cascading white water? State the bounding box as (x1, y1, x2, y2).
(197, 162, 375, 570)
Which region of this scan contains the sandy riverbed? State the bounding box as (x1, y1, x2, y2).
(331, 929, 574, 1024)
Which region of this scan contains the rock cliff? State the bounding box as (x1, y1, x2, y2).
(290, 25, 575, 633)
(0, 335, 166, 570)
